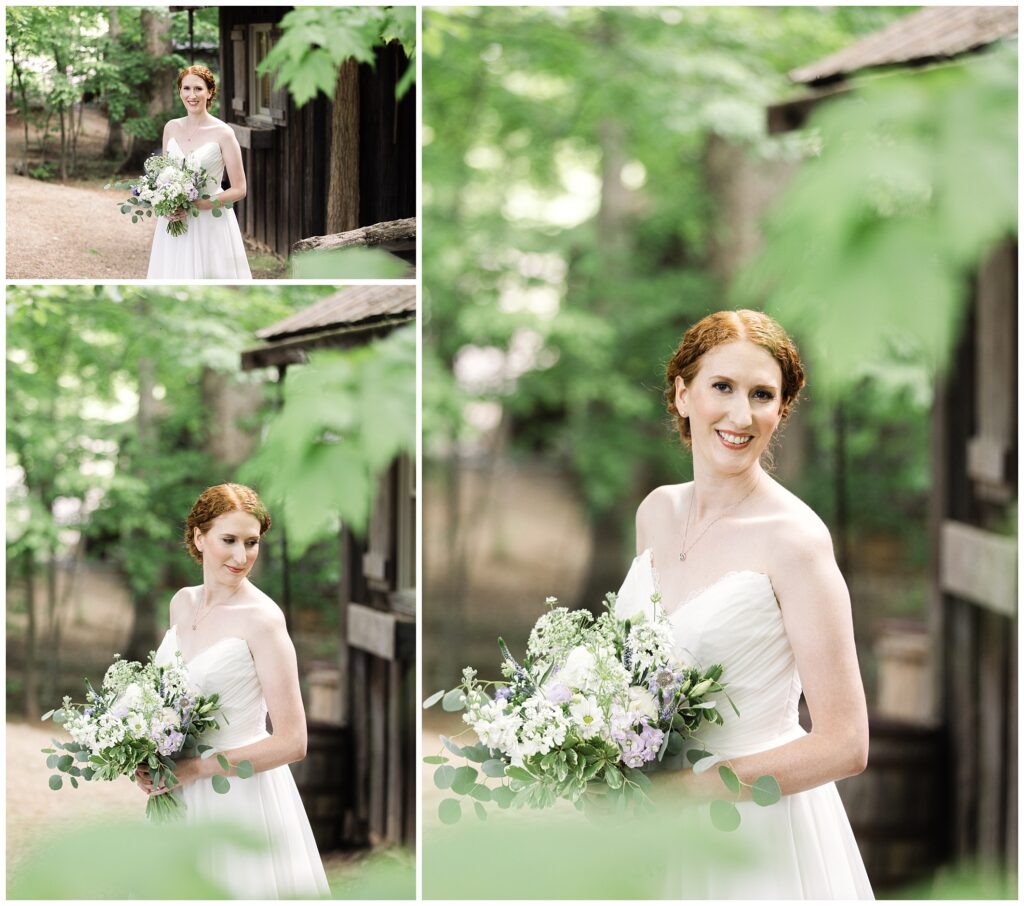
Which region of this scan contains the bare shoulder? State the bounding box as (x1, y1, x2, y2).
(762, 480, 835, 563)
(211, 119, 236, 141)
(168, 585, 199, 624)
(637, 482, 686, 522)
(238, 585, 289, 640)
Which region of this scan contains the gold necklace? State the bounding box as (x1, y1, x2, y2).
(191, 584, 242, 630)
(679, 475, 760, 562)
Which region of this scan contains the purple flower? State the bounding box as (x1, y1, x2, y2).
(131, 186, 141, 197)
(546, 683, 572, 704)
(186, 186, 199, 201)
(84, 708, 93, 717)
(494, 687, 512, 703)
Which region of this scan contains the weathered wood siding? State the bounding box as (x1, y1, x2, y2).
(217, 8, 415, 257)
(932, 239, 1017, 875)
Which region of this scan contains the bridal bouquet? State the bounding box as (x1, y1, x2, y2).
(106, 153, 231, 237)
(41, 649, 252, 821)
(425, 590, 777, 829)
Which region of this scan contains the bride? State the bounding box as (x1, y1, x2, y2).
(147, 66, 252, 279)
(136, 483, 329, 898)
(616, 309, 873, 898)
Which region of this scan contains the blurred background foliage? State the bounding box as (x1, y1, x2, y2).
(421, 5, 1015, 672)
(5, 284, 413, 715)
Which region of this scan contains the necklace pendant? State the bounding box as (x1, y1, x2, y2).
(679, 552, 686, 562)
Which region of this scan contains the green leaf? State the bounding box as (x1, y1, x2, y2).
(56, 754, 74, 771)
(46, 754, 59, 769)
(469, 783, 491, 802)
(473, 800, 487, 821)
(81, 767, 95, 781)
(451, 766, 479, 796)
(686, 748, 712, 766)
(460, 744, 491, 763)
(491, 785, 515, 809)
(211, 774, 230, 794)
(69, 776, 79, 789)
(439, 736, 463, 757)
(710, 799, 741, 832)
(433, 765, 456, 790)
(692, 754, 721, 775)
(235, 760, 254, 779)
(481, 758, 506, 778)
(438, 798, 461, 825)
(211, 207, 222, 218)
(718, 764, 741, 795)
(48, 774, 63, 791)
(422, 690, 445, 709)
(604, 763, 624, 790)
(751, 774, 782, 807)
(505, 766, 535, 783)
(216, 754, 230, 772)
(665, 730, 684, 756)
(423, 755, 449, 765)
(40, 710, 55, 721)
(441, 688, 466, 712)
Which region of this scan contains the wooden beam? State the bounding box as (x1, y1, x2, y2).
(940, 520, 1017, 616)
(228, 121, 274, 150)
(348, 603, 415, 661)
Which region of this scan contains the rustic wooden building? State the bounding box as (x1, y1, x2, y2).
(217, 7, 416, 259)
(241, 285, 417, 849)
(766, 6, 1018, 891)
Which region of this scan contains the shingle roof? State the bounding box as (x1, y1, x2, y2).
(256, 285, 417, 341)
(790, 6, 1018, 85)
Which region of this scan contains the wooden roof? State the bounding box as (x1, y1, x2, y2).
(241, 284, 416, 370)
(256, 285, 416, 340)
(790, 6, 1018, 85)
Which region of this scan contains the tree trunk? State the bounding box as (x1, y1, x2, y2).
(23, 551, 39, 720)
(126, 339, 158, 660)
(102, 7, 125, 160)
(10, 46, 32, 176)
(58, 105, 67, 181)
(326, 58, 360, 233)
(121, 9, 175, 173)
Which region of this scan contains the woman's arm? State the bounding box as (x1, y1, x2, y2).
(674, 519, 869, 801)
(195, 126, 247, 209)
(161, 120, 173, 155)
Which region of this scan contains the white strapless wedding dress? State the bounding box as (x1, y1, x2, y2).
(615, 550, 873, 899)
(154, 626, 329, 899)
(147, 138, 252, 279)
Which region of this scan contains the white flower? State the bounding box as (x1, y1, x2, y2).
(625, 686, 658, 721)
(466, 698, 522, 754)
(556, 646, 598, 690)
(569, 695, 606, 739)
(156, 166, 180, 187)
(126, 712, 148, 736)
(115, 683, 144, 713)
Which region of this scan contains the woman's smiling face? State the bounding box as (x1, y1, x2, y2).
(180, 73, 210, 112)
(675, 339, 783, 473)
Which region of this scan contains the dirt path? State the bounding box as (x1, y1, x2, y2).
(6, 175, 155, 278)
(5, 106, 285, 279)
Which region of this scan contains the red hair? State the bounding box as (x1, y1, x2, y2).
(665, 309, 805, 446)
(184, 483, 271, 564)
(176, 65, 217, 109)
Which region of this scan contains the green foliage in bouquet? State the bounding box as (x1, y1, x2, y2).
(424, 591, 781, 831)
(40, 650, 253, 822)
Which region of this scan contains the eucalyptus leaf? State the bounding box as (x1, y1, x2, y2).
(235, 760, 254, 779)
(473, 801, 488, 821)
(505, 766, 535, 783)
(751, 774, 782, 807)
(422, 690, 445, 709)
(439, 736, 463, 757)
(441, 689, 466, 712)
(48, 775, 63, 791)
(438, 798, 461, 825)
(481, 758, 506, 778)
(433, 765, 456, 790)
(216, 754, 230, 772)
(451, 766, 479, 796)
(710, 798, 741, 832)
(211, 774, 230, 794)
(692, 754, 722, 775)
(423, 755, 449, 765)
(718, 764, 741, 795)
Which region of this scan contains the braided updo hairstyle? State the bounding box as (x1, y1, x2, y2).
(176, 65, 217, 109)
(664, 309, 805, 447)
(184, 483, 271, 564)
